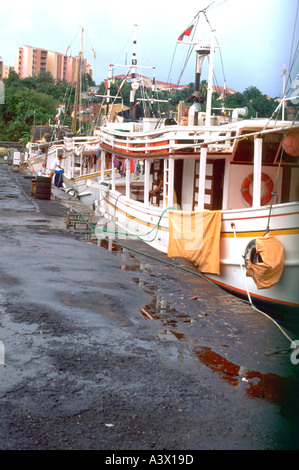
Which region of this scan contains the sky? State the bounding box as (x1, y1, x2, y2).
(0, 0, 298, 98)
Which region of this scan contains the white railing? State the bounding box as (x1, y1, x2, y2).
(100, 124, 235, 155)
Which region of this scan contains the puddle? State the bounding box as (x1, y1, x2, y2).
(26, 217, 67, 230)
(139, 296, 196, 328)
(119, 260, 141, 272)
(153, 329, 295, 410)
(191, 345, 296, 410)
(157, 329, 187, 341)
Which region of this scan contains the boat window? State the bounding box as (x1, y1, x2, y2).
(233, 131, 287, 164)
(233, 134, 254, 162)
(280, 149, 299, 164)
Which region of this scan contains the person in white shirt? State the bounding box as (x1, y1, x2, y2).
(49, 155, 64, 187)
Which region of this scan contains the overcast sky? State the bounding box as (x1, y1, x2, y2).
(0, 0, 298, 97)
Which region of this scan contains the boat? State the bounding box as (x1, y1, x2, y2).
(95, 116, 299, 328)
(86, 16, 299, 330)
(29, 14, 299, 330)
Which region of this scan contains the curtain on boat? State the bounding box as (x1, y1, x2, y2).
(167, 210, 222, 275)
(245, 235, 285, 289)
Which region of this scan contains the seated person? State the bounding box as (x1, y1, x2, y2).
(149, 171, 163, 201)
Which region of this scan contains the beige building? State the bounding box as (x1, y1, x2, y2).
(14, 45, 93, 84)
(3, 65, 15, 78)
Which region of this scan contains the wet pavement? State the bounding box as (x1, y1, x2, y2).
(0, 164, 298, 452)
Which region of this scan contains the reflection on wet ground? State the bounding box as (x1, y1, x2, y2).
(0, 213, 66, 231)
(138, 291, 196, 327)
(95, 236, 297, 413)
(192, 344, 296, 412)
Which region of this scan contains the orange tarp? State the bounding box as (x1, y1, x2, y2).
(246, 235, 285, 289)
(167, 210, 222, 275)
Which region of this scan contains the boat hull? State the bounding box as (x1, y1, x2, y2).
(100, 192, 299, 329)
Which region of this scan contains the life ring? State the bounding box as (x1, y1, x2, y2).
(66, 188, 79, 199)
(241, 173, 273, 206)
(244, 239, 262, 268)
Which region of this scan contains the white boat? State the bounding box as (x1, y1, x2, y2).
(25, 140, 65, 175)
(94, 115, 299, 326)
(84, 16, 298, 330)
(33, 16, 299, 329)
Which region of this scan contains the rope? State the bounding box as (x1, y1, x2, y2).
(265, 145, 284, 234)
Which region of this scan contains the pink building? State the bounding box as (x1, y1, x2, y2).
(14, 45, 93, 84)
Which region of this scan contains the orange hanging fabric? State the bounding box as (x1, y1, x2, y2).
(167, 210, 222, 275)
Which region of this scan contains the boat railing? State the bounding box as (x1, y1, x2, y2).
(100, 125, 235, 155)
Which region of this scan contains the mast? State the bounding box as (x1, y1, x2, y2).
(188, 42, 210, 125)
(130, 24, 138, 118)
(103, 25, 164, 121)
(205, 29, 215, 127)
(72, 26, 84, 134)
(194, 43, 210, 93)
(106, 65, 112, 118)
(282, 64, 287, 121)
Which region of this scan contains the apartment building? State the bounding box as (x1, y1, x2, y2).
(3, 66, 15, 79)
(14, 45, 93, 84)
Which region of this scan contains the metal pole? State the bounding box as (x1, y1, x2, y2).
(205, 30, 215, 127)
(282, 64, 287, 121)
(130, 24, 138, 110)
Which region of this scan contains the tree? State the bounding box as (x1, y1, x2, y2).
(4, 70, 20, 87)
(34, 70, 56, 86)
(242, 86, 276, 118)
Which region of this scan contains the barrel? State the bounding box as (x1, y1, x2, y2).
(35, 175, 52, 200)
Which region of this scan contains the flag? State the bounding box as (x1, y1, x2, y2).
(54, 114, 60, 121)
(178, 21, 196, 41)
(104, 80, 109, 90)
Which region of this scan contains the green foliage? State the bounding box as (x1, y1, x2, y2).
(211, 86, 277, 119)
(0, 68, 279, 142)
(242, 86, 277, 118)
(0, 70, 82, 141)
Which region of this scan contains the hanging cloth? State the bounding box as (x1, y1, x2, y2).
(114, 156, 119, 168)
(167, 210, 222, 275)
(245, 235, 285, 289)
